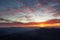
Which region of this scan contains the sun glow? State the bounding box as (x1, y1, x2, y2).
(40, 24, 45, 27)
(25, 23, 60, 28)
(39, 23, 60, 28)
(39, 24, 46, 27)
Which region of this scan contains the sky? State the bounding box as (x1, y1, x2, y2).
(0, 0, 60, 23)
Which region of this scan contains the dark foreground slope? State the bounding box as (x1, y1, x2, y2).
(0, 27, 60, 40)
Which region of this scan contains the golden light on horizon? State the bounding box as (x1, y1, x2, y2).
(39, 24, 46, 27)
(25, 23, 60, 28)
(33, 23, 60, 28)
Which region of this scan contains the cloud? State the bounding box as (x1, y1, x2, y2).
(0, 0, 60, 22)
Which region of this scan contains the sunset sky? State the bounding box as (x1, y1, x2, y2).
(0, 0, 60, 23)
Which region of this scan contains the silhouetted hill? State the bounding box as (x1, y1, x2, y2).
(0, 28, 60, 40)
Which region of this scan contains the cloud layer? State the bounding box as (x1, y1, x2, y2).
(0, 0, 60, 23)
